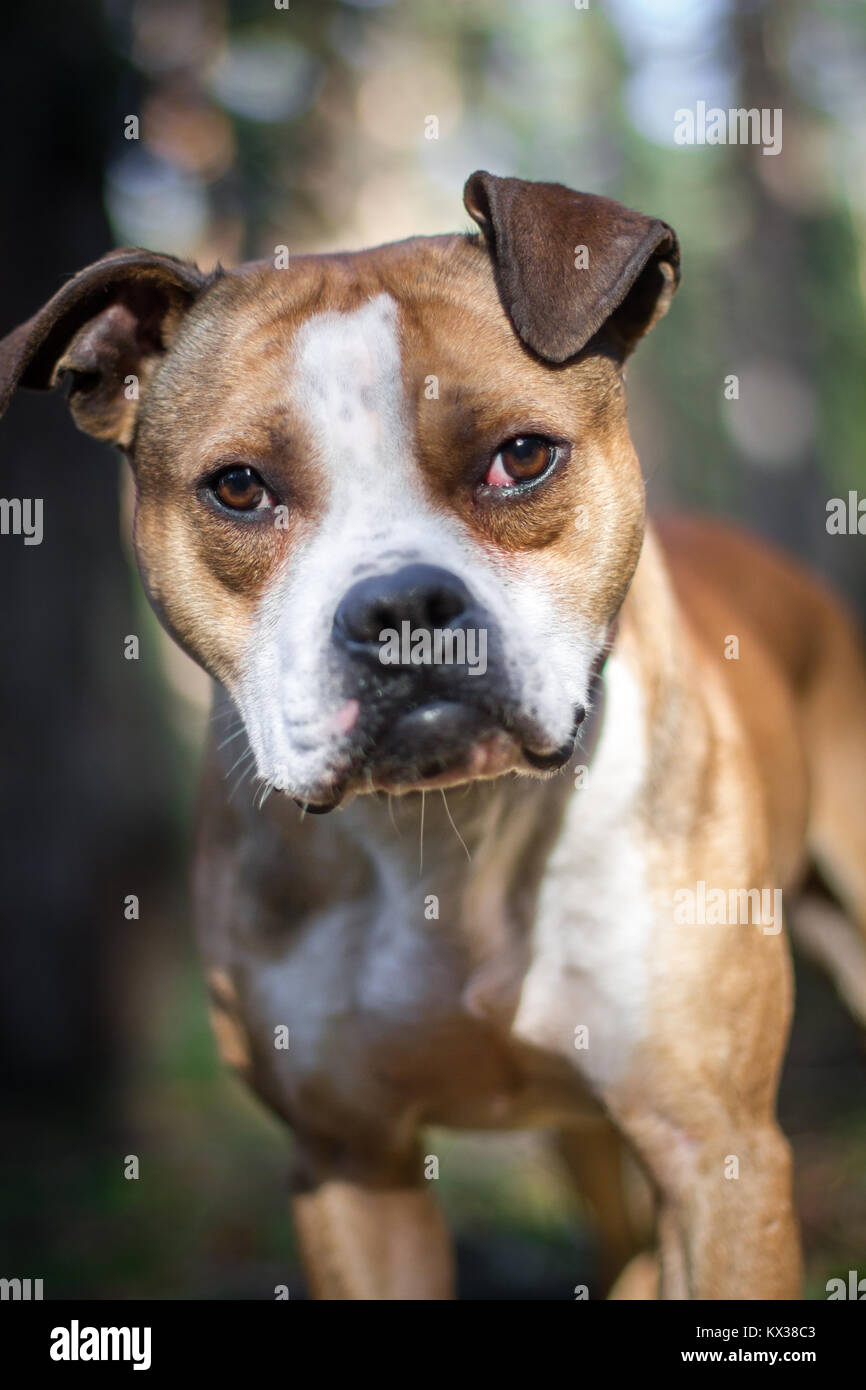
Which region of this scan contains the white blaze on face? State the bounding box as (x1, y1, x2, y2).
(291, 294, 417, 507)
(233, 293, 598, 799)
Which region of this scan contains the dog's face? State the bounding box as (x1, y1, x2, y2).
(0, 173, 678, 808)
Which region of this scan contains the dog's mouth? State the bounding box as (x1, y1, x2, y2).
(296, 698, 583, 814)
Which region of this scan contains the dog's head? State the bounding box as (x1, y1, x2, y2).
(0, 173, 679, 809)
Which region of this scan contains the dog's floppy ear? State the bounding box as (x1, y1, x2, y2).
(463, 171, 680, 364)
(0, 249, 208, 446)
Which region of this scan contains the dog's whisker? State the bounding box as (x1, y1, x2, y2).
(440, 789, 471, 862)
(209, 702, 241, 726)
(387, 793, 401, 838)
(224, 747, 256, 802)
(228, 745, 254, 776)
(238, 765, 257, 798)
(255, 777, 274, 811)
(218, 725, 248, 751)
(224, 745, 256, 781)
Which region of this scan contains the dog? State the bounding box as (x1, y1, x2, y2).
(2, 171, 866, 1300)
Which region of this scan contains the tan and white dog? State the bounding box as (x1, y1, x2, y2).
(2, 172, 865, 1300)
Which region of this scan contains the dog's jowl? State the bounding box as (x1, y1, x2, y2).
(3, 172, 866, 1300)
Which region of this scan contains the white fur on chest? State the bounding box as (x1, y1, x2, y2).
(511, 652, 652, 1089)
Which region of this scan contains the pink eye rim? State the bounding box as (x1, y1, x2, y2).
(481, 434, 563, 491)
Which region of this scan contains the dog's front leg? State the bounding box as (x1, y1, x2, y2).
(608, 1101, 801, 1299)
(291, 1160, 455, 1300)
(516, 863, 802, 1298)
(599, 922, 802, 1299)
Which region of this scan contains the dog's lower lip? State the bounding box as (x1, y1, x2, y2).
(523, 741, 575, 771)
(522, 710, 583, 772)
(383, 699, 491, 751)
(355, 699, 517, 790)
(294, 792, 344, 815)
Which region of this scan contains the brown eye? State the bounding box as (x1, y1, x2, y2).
(211, 465, 269, 512)
(486, 436, 556, 488)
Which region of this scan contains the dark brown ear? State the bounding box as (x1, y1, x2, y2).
(0, 249, 208, 446)
(463, 171, 680, 363)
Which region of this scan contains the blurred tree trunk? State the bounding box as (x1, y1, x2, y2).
(729, 0, 866, 617)
(0, 3, 179, 1259)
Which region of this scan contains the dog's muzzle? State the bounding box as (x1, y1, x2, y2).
(296, 563, 580, 811)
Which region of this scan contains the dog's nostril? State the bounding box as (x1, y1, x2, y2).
(424, 587, 466, 628)
(333, 563, 474, 652)
(370, 604, 394, 636)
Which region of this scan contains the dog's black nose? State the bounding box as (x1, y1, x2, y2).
(333, 564, 473, 659)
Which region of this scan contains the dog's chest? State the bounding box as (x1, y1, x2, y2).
(244, 844, 604, 1132)
(207, 656, 651, 1134)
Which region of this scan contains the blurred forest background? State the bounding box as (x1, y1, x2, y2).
(1, 0, 865, 1299)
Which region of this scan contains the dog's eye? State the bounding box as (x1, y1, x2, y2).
(485, 436, 556, 488)
(210, 465, 271, 512)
